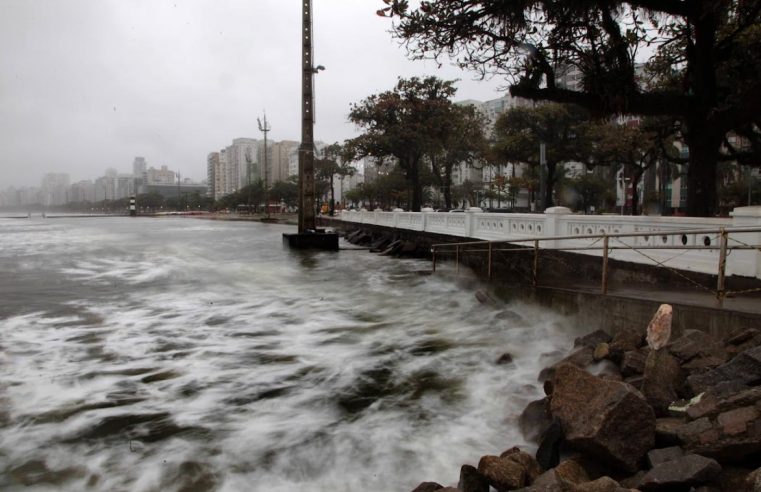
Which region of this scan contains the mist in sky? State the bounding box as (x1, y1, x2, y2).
(0, 0, 507, 187)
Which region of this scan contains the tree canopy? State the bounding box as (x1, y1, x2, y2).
(345, 76, 457, 211)
(493, 103, 591, 209)
(429, 103, 489, 209)
(381, 0, 761, 216)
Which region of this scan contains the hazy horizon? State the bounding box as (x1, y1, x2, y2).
(0, 0, 508, 188)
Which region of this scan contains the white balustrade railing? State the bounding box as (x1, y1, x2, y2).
(337, 206, 761, 279)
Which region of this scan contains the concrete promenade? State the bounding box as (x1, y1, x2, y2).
(337, 206, 761, 280)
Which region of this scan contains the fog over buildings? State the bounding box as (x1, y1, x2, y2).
(0, 0, 507, 190)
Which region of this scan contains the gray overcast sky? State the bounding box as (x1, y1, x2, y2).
(0, 0, 507, 187)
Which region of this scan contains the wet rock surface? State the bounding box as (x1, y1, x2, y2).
(550, 364, 655, 472)
(407, 304, 761, 492)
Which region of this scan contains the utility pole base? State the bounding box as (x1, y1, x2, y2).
(282, 231, 339, 250)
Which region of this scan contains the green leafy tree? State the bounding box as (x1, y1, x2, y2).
(586, 117, 678, 214)
(315, 143, 356, 216)
(345, 76, 457, 211)
(270, 177, 299, 209)
(429, 103, 489, 209)
(381, 0, 761, 216)
(493, 103, 591, 209)
(566, 173, 612, 213)
(136, 192, 165, 212)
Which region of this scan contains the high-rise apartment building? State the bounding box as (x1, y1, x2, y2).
(41, 173, 70, 206)
(226, 138, 259, 190)
(69, 180, 96, 203)
(271, 140, 299, 184)
(133, 157, 147, 180)
(207, 152, 227, 199)
(145, 165, 176, 185)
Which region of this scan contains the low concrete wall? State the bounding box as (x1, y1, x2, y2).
(322, 216, 761, 337)
(337, 206, 761, 279)
(501, 286, 761, 339)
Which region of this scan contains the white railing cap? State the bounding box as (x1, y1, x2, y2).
(467, 207, 483, 213)
(421, 207, 434, 212)
(731, 206, 761, 218)
(393, 208, 404, 212)
(545, 206, 572, 215)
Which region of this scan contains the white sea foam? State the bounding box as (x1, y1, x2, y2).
(0, 217, 583, 491)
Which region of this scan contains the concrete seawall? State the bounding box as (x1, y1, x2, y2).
(321, 216, 761, 337)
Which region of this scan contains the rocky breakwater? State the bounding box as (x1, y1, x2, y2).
(408, 304, 761, 492)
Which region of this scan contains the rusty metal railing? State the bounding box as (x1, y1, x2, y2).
(430, 227, 761, 306)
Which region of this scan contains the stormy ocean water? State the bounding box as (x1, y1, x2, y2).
(0, 217, 582, 491)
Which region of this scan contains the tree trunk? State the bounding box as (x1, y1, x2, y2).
(684, 123, 721, 216)
(444, 165, 453, 209)
(631, 170, 643, 216)
(685, 4, 720, 217)
(329, 175, 335, 216)
(544, 162, 557, 210)
(409, 162, 422, 212)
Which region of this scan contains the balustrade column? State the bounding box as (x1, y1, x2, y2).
(730, 206, 761, 279)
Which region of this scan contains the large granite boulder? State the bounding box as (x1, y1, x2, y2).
(620, 350, 648, 377)
(646, 304, 673, 350)
(668, 329, 727, 364)
(574, 330, 613, 349)
(686, 346, 761, 395)
(637, 454, 721, 490)
(500, 447, 543, 484)
(608, 331, 644, 363)
(574, 476, 630, 492)
(535, 418, 564, 470)
(519, 398, 552, 443)
(538, 347, 594, 383)
(477, 455, 526, 491)
(458, 464, 489, 492)
(676, 397, 761, 462)
(411, 482, 444, 492)
(725, 328, 761, 356)
(642, 349, 685, 416)
(550, 364, 655, 472)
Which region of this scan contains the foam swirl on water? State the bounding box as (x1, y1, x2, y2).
(0, 217, 581, 491)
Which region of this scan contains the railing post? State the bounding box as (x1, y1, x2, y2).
(455, 245, 460, 275)
(533, 239, 539, 287)
(602, 234, 609, 295)
(717, 227, 728, 306)
(432, 247, 436, 273)
(488, 242, 493, 280)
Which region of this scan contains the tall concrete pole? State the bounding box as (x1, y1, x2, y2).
(299, 0, 316, 233)
(258, 113, 271, 218)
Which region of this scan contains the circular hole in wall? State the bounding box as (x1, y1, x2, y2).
(681, 234, 688, 245)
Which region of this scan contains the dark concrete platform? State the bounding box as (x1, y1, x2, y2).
(283, 232, 339, 250)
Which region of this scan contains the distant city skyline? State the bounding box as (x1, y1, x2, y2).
(0, 1, 507, 188)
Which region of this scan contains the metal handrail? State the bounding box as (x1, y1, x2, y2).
(429, 226, 761, 306)
(430, 226, 761, 250)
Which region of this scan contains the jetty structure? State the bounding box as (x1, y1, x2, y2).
(283, 0, 339, 250)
